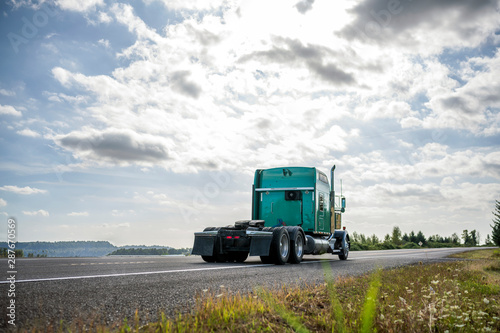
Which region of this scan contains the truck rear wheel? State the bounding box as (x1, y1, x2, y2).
(288, 227, 304, 264)
(269, 227, 290, 265)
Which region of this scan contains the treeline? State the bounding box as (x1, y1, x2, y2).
(0, 241, 192, 257)
(0, 248, 25, 257)
(350, 227, 490, 251)
(108, 247, 192, 256)
(0, 241, 117, 257)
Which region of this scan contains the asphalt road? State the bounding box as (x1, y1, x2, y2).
(0, 247, 480, 328)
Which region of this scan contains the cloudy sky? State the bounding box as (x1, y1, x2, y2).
(0, 0, 499, 248)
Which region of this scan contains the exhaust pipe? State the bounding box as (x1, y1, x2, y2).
(330, 165, 335, 213)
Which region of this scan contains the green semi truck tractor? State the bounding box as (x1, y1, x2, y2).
(192, 165, 349, 265)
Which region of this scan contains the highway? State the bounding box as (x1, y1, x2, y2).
(0, 247, 479, 327)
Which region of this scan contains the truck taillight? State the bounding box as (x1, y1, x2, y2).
(226, 236, 240, 239)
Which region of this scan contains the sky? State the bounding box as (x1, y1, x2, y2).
(0, 0, 499, 248)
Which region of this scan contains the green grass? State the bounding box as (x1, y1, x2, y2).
(14, 249, 500, 332)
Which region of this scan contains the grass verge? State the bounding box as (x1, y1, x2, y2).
(14, 249, 500, 332)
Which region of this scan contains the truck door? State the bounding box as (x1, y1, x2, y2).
(259, 190, 303, 227)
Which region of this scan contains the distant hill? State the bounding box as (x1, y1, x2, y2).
(0, 241, 116, 257)
(0, 241, 192, 257)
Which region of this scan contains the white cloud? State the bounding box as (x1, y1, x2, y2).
(0, 198, 6, 207)
(55, 0, 104, 12)
(0, 89, 15, 96)
(7, 0, 497, 246)
(144, 0, 225, 11)
(0, 104, 22, 117)
(0, 185, 47, 195)
(23, 209, 50, 217)
(53, 127, 172, 166)
(339, 0, 499, 55)
(17, 128, 41, 137)
(98, 39, 110, 48)
(98, 11, 112, 24)
(420, 52, 500, 135)
(111, 209, 135, 217)
(67, 211, 89, 216)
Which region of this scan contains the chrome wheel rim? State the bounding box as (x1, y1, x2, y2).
(295, 234, 303, 257)
(279, 233, 289, 258)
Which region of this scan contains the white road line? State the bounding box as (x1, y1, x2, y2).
(1, 259, 347, 284)
(0, 263, 272, 284)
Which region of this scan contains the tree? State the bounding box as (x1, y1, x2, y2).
(416, 231, 426, 245)
(470, 230, 478, 246)
(485, 234, 493, 246)
(451, 233, 460, 245)
(391, 226, 402, 245)
(462, 230, 470, 246)
(369, 234, 380, 245)
(492, 200, 500, 247)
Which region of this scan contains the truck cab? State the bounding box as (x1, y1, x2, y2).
(252, 167, 345, 235)
(192, 165, 349, 265)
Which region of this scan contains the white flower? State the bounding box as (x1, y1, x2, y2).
(483, 298, 490, 305)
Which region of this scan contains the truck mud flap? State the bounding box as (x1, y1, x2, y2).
(249, 235, 273, 256)
(192, 232, 216, 256)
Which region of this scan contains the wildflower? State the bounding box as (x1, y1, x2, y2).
(483, 298, 490, 305)
(455, 324, 465, 328)
(464, 290, 468, 294)
(399, 296, 406, 304)
(380, 314, 385, 320)
(429, 286, 435, 294)
(431, 280, 439, 285)
(202, 289, 208, 292)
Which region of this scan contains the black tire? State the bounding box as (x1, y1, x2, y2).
(260, 256, 273, 264)
(201, 255, 216, 262)
(288, 227, 304, 264)
(339, 239, 349, 260)
(269, 227, 290, 265)
(215, 253, 229, 262)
